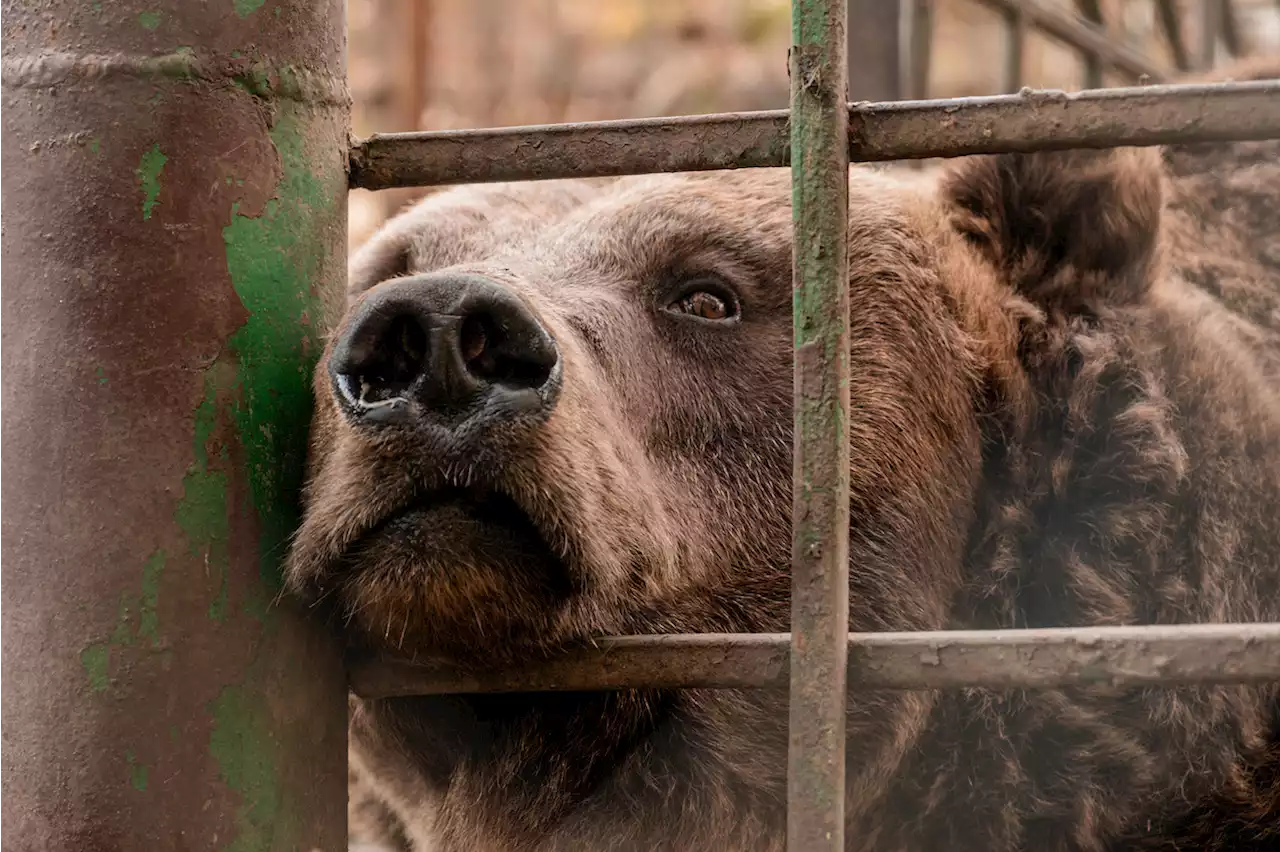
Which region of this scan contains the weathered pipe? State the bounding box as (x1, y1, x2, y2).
(2, 2, 349, 849)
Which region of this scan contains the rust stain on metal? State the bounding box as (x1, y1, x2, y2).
(349, 79, 1280, 190)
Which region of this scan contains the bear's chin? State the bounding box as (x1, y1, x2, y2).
(334, 486, 581, 663)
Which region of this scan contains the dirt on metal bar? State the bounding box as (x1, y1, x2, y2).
(350, 79, 1280, 189)
(788, 0, 851, 849)
(347, 623, 1280, 698)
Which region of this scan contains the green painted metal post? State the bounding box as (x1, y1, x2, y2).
(2, 2, 350, 849)
(788, 0, 852, 849)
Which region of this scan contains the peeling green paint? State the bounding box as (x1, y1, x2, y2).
(209, 685, 282, 849)
(234, 0, 267, 18)
(221, 109, 326, 597)
(80, 547, 167, 692)
(88, 136, 101, 154)
(173, 369, 232, 621)
(182, 102, 331, 852)
(110, 594, 137, 647)
(95, 365, 108, 385)
(126, 750, 150, 791)
(136, 144, 167, 221)
(138, 549, 166, 646)
(81, 644, 110, 692)
(175, 459, 230, 620)
(138, 10, 162, 30)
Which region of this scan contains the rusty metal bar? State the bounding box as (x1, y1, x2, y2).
(1, 2, 349, 848)
(788, 0, 851, 847)
(348, 623, 1280, 698)
(1157, 0, 1193, 71)
(350, 78, 1280, 189)
(847, 0, 901, 101)
(974, 0, 1163, 80)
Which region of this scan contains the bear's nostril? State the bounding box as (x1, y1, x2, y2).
(460, 311, 557, 391)
(460, 314, 488, 364)
(335, 314, 429, 412)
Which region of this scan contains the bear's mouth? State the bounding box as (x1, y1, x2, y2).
(341, 482, 574, 590)
(405, 485, 541, 532)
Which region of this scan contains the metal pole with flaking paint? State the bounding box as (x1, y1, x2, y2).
(788, 0, 852, 848)
(1, 2, 349, 848)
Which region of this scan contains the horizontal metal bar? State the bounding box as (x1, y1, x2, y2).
(348, 623, 1280, 697)
(973, 0, 1164, 81)
(349, 78, 1280, 189)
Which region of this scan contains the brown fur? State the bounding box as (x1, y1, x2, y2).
(288, 62, 1280, 851)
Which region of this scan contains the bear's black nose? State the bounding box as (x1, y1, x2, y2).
(328, 273, 560, 428)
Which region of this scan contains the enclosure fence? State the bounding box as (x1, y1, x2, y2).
(347, 1, 1280, 850)
(3, 0, 1280, 850)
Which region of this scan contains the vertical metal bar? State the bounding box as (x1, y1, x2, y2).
(381, 0, 432, 221)
(1077, 0, 1106, 87)
(1, 2, 349, 849)
(847, 0, 901, 100)
(789, 0, 851, 848)
(1004, 4, 1028, 92)
(906, 0, 935, 100)
(1200, 0, 1222, 68)
(1220, 0, 1244, 56)
(1156, 0, 1193, 71)
(408, 0, 431, 129)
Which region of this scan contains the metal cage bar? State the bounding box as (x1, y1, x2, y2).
(350, 78, 1280, 189)
(1202, 0, 1224, 68)
(1076, 0, 1107, 88)
(1003, 3, 1029, 91)
(342, 4, 1280, 848)
(1157, 0, 1194, 71)
(349, 623, 1280, 697)
(1, 1, 350, 848)
(973, 0, 1164, 80)
(788, 0, 852, 848)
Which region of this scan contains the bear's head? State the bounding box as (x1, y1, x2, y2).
(285, 147, 1165, 666)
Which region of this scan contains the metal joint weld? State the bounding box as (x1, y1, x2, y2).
(1, 50, 351, 106)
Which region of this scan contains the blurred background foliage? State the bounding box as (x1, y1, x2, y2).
(346, 0, 1280, 249)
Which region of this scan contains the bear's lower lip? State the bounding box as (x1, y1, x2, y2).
(330, 480, 579, 660)
(346, 483, 566, 577)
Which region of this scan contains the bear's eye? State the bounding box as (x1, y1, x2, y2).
(666, 280, 740, 323)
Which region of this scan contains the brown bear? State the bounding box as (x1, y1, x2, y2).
(286, 60, 1280, 852)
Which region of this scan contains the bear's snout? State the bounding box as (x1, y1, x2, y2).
(327, 271, 562, 434)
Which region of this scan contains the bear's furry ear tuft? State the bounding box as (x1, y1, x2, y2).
(942, 147, 1164, 316)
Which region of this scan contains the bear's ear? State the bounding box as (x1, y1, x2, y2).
(941, 147, 1164, 317)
